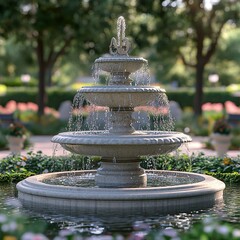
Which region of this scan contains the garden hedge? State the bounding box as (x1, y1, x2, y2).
(167, 88, 238, 109)
(1, 152, 239, 183)
(0, 87, 76, 110)
(0, 87, 239, 110)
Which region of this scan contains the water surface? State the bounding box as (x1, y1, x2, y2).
(1, 183, 240, 237)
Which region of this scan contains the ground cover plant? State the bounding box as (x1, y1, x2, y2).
(0, 151, 240, 183)
(0, 151, 99, 182)
(141, 153, 240, 183)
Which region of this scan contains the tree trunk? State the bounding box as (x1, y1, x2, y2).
(36, 37, 46, 117)
(46, 65, 53, 87)
(194, 63, 205, 116)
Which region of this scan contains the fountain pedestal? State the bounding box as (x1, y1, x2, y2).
(96, 161, 146, 188)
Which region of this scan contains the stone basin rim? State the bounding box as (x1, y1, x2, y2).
(78, 85, 166, 93)
(51, 131, 192, 145)
(17, 170, 225, 200)
(95, 56, 147, 63)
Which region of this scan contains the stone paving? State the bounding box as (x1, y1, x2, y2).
(0, 135, 239, 159)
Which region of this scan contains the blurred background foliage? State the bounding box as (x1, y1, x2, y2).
(0, 0, 239, 150)
(0, 0, 239, 116)
(0, 0, 239, 86)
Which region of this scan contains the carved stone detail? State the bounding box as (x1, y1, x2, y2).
(109, 16, 131, 56)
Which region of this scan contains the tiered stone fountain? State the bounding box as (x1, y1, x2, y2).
(17, 17, 225, 215)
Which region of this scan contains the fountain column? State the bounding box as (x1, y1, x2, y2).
(94, 17, 148, 188)
(109, 107, 135, 134)
(95, 105, 147, 187)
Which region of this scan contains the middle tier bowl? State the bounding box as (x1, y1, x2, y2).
(78, 86, 165, 108)
(52, 131, 192, 160)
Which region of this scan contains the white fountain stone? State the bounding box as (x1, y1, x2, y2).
(95, 56, 147, 74)
(17, 170, 225, 215)
(79, 86, 165, 108)
(51, 131, 191, 158)
(17, 16, 225, 215)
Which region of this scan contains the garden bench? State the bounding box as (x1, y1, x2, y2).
(0, 113, 15, 127)
(228, 114, 240, 126)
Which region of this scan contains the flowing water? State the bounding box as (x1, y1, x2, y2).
(66, 91, 175, 135)
(1, 183, 240, 238)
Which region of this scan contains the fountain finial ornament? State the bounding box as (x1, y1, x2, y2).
(109, 16, 130, 55)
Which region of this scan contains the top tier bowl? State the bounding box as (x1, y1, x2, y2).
(95, 56, 147, 73)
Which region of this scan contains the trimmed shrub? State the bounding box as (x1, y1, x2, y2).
(0, 87, 239, 110)
(0, 87, 76, 110)
(0, 172, 35, 183)
(0, 151, 100, 175)
(206, 172, 240, 183)
(165, 88, 238, 109)
(1, 151, 239, 183)
(0, 76, 38, 87)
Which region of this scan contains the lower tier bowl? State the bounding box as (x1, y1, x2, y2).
(51, 131, 192, 159)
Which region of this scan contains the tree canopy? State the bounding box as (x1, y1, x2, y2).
(135, 0, 240, 115)
(0, 0, 240, 117)
(0, 0, 131, 116)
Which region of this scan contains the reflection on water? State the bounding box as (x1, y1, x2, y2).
(0, 183, 18, 211)
(0, 183, 240, 237)
(222, 183, 240, 224)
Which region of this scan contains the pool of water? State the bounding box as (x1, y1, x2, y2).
(1, 183, 240, 238)
(42, 171, 200, 187)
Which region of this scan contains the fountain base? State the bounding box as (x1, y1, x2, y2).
(96, 161, 147, 188)
(17, 170, 225, 216)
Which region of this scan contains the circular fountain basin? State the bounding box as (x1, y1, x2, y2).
(51, 131, 191, 159)
(17, 170, 225, 216)
(95, 56, 147, 73)
(79, 85, 165, 107)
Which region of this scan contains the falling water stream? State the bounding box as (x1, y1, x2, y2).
(67, 91, 175, 133)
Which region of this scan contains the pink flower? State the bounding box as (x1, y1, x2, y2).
(135, 106, 169, 115)
(27, 102, 38, 111)
(45, 107, 59, 118)
(202, 102, 223, 112)
(225, 101, 240, 114)
(17, 102, 28, 111)
(0, 105, 10, 113)
(6, 100, 17, 112)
